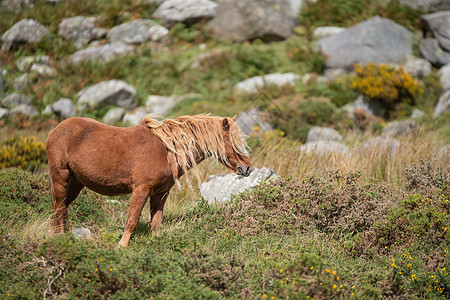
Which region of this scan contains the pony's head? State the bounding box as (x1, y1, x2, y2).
(143, 114, 252, 186)
(220, 116, 252, 177)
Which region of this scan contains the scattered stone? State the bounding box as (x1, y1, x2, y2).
(382, 120, 417, 137)
(1, 0, 33, 11)
(1, 19, 50, 51)
(318, 16, 413, 69)
(9, 104, 38, 118)
(421, 11, 450, 52)
(51, 98, 76, 119)
(420, 38, 450, 68)
(360, 137, 400, 157)
(153, 0, 218, 27)
(200, 167, 278, 203)
(0, 108, 9, 119)
(122, 107, 148, 126)
(13, 74, 32, 90)
(236, 107, 273, 136)
(439, 64, 450, 90)
(72, 227, 92, 239)
(306, 126, 343, 144)
(108, 19, 169, 44)
(234, 73, 301, 94)
(394, 0, 450, 12)
(434, 90, 450, 117)
(103, 107, 125, 125)
(189, 49, 225, 69)
(30, 64, 57, 77)
(209, 0, 302, 42)
(106, 199, 121, 204)
(342, 95, 382, 117)
(321, 68, 346, 83)
(438, 144, 449, 161)
(41, 105, 53, 117)
(145, 94, 199, 115)
(77, 80, 137, 110)
(58, 16, 100, 48)
(15, 55, 50, 72)
(1, 93, 31, 109)
(410, 108, 425, 119)
(403, 56, 432, 78)
(67, 42, 134, 64)
(313, 26, 345, 39)
(300, 141, 349, 155)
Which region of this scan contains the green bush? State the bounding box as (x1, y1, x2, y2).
(0, 135, 47, 171)
(267, 99, 346, 142)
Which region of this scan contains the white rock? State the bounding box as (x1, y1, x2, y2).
(234, 72, 301, 94)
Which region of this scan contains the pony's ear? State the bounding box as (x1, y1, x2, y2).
(222, 118, 230, 131)
(231, 114, 237, 121)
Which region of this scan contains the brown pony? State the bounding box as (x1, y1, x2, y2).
(46, 114, 252, 246)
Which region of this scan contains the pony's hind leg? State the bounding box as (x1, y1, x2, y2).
(49, 167, 84, 234)
(150, 191, 169, 234)
(118, 186, 151, 247)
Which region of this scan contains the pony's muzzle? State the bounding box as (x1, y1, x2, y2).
(237, 164, 252, 177)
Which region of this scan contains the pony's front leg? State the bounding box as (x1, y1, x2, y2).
(150, 191, 170, 234)
(118, 186, 151, 247)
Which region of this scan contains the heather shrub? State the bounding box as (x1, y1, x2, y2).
(223, 172, 400, 237)
(351, 63, 423, 118)
(0, 135, 47, 171)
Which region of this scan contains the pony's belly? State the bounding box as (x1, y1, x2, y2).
(81, 180, 132, 196)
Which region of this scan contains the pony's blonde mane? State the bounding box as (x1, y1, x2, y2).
(142, 114, 249, 188)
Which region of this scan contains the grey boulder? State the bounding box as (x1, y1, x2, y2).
(15, 55, 50, 72)
(77, 80, 137, 110)
(420, 38, 450, 68)
(300, 141, 349, 155)
(13, 74, 32, 90)
(421, 11, 450, 52)
(153, 0, 218, 27)
(395, 0, 450, 12)
(382, 120, 417, 137)
(145, 94, 199, 115)
(122, 107, 148, 126)
(0, 108, 9, 119)
(306, 126, 343, 143)
(403, 56, 432, 78)
(200, 167, 278, 203)
(236, 107, 273, 136)
(108, 19, 169, 44)
(30, 64, 57, 77)
(439, 64, 450, 90)
(67, 42, 134, 64)
(103, 107, 125, 125)
(50, 98, 76, 119)
(1, 93, 31, 109)
(313, 26, 345, 39)
(72, 227, 92, 239)
(58, 16, 103, 48)
(10, 104, 38, 118)
(434, 90, 450, 117)
(234, 72, 300, 94)
(1, 19, 50, 51)
(209, 0, 302, 42)
(318, 16, 413, 69)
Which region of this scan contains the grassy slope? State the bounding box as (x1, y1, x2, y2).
(1, 0, 450, 299)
